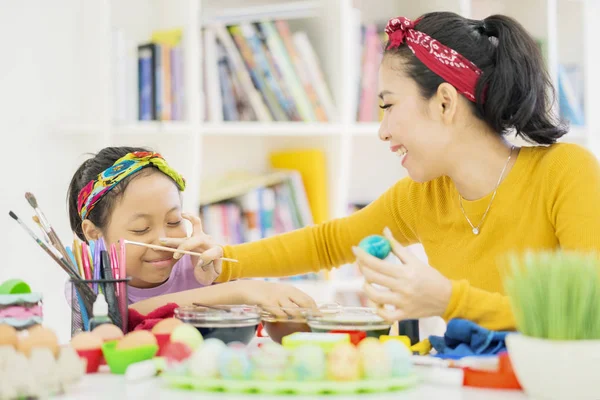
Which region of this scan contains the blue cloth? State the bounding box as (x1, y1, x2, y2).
(429, 319, 510, 358)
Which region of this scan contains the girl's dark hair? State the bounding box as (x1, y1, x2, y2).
(67, 146, 152, 241)
(384, 12, 567, 145)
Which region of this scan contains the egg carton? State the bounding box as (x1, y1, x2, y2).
(163, 374, 419, 395)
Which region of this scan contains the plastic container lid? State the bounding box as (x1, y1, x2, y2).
(174, 305, 261, 328)
(260, 303, 342, 323)
(304, 307, 391, 331)
(0, 279, 31, 295)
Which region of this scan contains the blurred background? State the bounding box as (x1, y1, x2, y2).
(2, 0, 597, 343)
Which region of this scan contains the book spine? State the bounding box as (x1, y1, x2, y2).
(137, 44, 155, 120)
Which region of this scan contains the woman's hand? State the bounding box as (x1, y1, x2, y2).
(159, 213, 224, 285)
(353, 227, 452, 322)
(234, 280, 318, 318)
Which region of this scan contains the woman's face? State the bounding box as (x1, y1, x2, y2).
(101, 171, 187, 288)
(377, 57, 453, 182)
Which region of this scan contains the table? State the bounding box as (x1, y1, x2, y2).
(53, 374, 529, 400)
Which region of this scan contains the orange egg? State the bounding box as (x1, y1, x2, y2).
(151, 318, 183, 335)
(70, 332, 104, 350)
(92, 324, 124, 342)
(0, 324, 18, 348)
(17, 326, 59, 357)
(117, 330, 157, 350)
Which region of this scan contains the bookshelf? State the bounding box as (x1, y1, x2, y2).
(61, 0, 599, 303)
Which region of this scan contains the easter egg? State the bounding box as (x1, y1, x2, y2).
(357, 338, 391, 379)
(188, 338, 226, 378)
(0, 324, 18, 348)
(92, 324, 124, 342)
(250, 342, 289, 381)
(384, 340, 413, 377)
(117, 330, 157, 350)
(18, 326, 59, 357)
(286, 344, 326, 381)
(170, 324, 203, 350)
(70, 332, 103, 351)
(161, 341, 193, 363)
(151, 318, 183, 335)
(358, 235, 391, 260)
(327, 342, 361, 381)
(218, 345, 252, 380)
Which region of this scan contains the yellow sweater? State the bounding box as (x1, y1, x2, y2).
(218, 143, 600, 331)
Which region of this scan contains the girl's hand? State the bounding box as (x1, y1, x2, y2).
(353, 227, 452, 322)
(234, 280, 318, 318)
(159, 213, 224, 285)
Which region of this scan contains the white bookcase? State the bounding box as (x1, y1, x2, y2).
(60, 0, 599, 301)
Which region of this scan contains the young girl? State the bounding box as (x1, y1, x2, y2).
(67, 147, 316, 315)
(192, 12, 600, 331)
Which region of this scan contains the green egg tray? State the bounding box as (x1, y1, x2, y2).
(163, 374, 419, 395)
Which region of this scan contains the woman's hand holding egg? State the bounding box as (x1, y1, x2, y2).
(353, 227, 452, 322)
(159, 213, 224, 285)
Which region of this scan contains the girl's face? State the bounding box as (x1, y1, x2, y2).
(377, 57, 453, 182)
(102, 170, 186, 288)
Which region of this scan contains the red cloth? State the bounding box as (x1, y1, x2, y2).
(128, 303, 179, 332)
(385, 16, 483, 103)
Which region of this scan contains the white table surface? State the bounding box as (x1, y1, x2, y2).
(53, 374, 529, 400)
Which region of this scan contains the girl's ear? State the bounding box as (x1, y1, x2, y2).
(81, 219, 102, 242)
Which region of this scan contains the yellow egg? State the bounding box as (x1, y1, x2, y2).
(92, 324, 124, 342)
(327, 343, 361, 381)
(17, 326, 59, 357)
(117, 330, 157, 350)
(70, 332, 104, 350)
(0, 324, 18, 348)
(151, 318, 183, 335)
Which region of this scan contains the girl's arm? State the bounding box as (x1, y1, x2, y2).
(217, 178, 421, 282)
(129, 280, 316, 315)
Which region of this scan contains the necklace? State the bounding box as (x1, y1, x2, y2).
(459, 145, 514, 235)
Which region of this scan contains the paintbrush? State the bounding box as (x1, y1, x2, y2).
(32, 216, 51, 244)
(123, 240, 238, 263)
(25, 192, 71, 265)
(10, 211, 97, 320)
(10, 211, 78, 277)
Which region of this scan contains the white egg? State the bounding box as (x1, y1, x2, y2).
(188, 338, 226, 378)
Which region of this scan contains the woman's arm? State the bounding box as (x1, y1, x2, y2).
(217, 178, 421, 282)
(444, 144, 600, 331)
(129, 280, 317, 315)
(442, 280, 515, 331)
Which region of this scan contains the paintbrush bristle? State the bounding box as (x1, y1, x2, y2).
(25, 192, 38, 209)
(33, 216, 40, 224)
(8, 211, 18, 220)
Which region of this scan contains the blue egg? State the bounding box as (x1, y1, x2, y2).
(218, 346, 252, 380)
(383, 340, 413, 377)
(359, 235, 391, 259)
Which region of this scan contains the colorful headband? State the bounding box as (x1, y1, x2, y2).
(385, 17, 483, 102)
(77, 151, 186, 220)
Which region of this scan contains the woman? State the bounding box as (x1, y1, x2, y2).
(164, 12, 600, 331)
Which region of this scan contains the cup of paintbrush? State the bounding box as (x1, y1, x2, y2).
(100, 251, 123, 329)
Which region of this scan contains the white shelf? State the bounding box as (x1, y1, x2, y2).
(202, 122, 343, 136)
(201, 0, 322, 25)
(350, 123, 380, 137)
(112, 121, 195, 136)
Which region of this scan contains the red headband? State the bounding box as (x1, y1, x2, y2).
(385, 17, 483, 102)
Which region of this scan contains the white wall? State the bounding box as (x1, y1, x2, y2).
(0, 0, 83, 343)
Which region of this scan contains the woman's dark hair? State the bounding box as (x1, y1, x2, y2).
(67, 146, 152, 241)
(384, 12, 567, 145)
